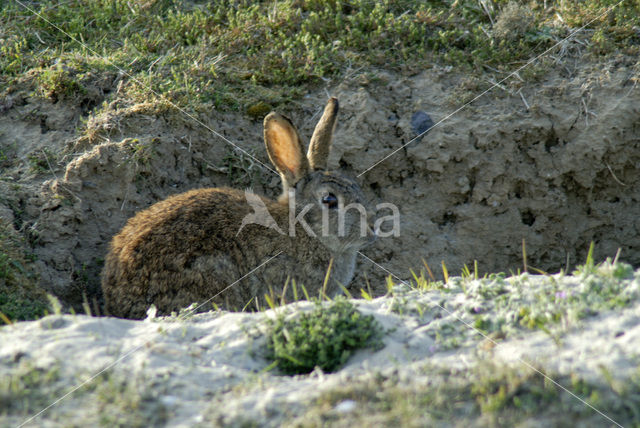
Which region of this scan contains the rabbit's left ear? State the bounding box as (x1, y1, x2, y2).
(264, 112, 310, 189)
(307, 97, 338, 170)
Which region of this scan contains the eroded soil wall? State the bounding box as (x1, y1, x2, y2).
(1, 60, 638, 308)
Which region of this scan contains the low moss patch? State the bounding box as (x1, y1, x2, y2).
(265, 299, 383, 375)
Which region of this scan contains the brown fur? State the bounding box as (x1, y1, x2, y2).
(101, 98, 376, 319)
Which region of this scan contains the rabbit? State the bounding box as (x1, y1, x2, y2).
(101, 97, 378, 319)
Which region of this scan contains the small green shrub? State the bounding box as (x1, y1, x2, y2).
(265, 299, 383, 375)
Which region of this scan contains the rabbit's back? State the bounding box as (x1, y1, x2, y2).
(102, 188, 290, 318)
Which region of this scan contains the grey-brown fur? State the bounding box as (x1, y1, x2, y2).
(307, 97, 338, 170)
(101, 98, 376, 319)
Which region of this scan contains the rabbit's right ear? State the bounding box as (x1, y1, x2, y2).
(307, 97, 338, 170)
(264, 112, 310, 190)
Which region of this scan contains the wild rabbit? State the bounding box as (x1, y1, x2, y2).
(101, 98, 377, 319)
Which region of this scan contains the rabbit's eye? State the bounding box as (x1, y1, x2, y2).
(321, 193, 338, 209)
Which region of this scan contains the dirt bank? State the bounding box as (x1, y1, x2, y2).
(1, 56, 639, 310)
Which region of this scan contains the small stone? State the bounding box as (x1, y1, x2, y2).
(1, 351, 28, 364)
(411, 111, 434, 141)
(0, 204, 15, 224)
(160, 395, 178, 407)
(334, 399, 357, 413)
(145, 304, 158, 320)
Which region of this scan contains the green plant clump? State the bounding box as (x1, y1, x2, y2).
(0, 221, 50, 323)
(265, 298, 383, 375)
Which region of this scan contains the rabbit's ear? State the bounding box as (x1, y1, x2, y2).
(307, 97, 338, 170)
(264, 112, 310, 188)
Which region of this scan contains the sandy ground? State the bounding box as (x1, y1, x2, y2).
(2, 267, 639, 427)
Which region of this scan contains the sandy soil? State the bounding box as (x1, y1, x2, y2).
(1, 269, 638, 427)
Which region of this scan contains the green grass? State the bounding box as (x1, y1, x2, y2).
(36, 63, 86, 101)
(2, 0, 639, 116)
(265, 298, 383, 375)
(0, 221, 50, 323)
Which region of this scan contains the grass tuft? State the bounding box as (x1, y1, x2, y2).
(0, 221, 50, 323)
